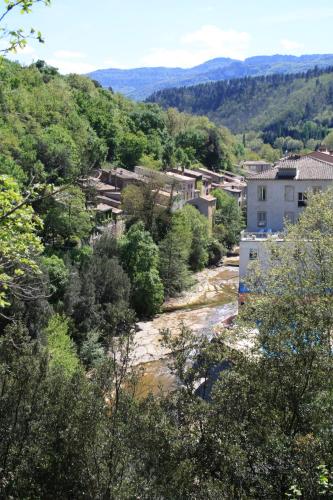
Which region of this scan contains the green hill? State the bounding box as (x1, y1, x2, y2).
(147, 66, 333, 147)
(0, 58, 238, 186)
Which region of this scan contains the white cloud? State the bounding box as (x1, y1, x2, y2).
(6, 44, 38, 64)
(47, 50, 97, 74)
(47, 59, 97, 74)
(140, 25, 251, 68)
(17, 45, 37, 56)
(280, 39, 304, 52)
(53, 50, 86, 59)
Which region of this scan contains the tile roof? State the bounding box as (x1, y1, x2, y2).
(166, 171, 195, 182)
(307, 151, 333, 164)
(247, 155, 333, 181)
(243, 160, 272, 165)
(170, 168, 203, 178)
(110, 168, 140, 179)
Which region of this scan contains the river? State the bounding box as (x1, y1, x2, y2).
(131, 263, 239, 397)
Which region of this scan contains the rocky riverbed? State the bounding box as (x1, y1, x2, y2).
(131, 265, 239, 396)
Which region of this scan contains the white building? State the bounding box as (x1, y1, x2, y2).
(239, 153, 333, 299)
(246, 155, 333, 233)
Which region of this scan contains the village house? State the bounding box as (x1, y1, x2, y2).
(193, 166, 247, 207)
(134, 166, 216, 225)
(239, 152, 333, 301)
(134, 165, 196, 209)
(246, 155, 333, 232)
(100, 167, 142, 190)
(85, 164, 218, 232)
(242, 160, 273, 175)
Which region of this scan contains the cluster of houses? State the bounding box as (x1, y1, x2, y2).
(83, 146, 333, 297)
(84, 164, 247, 237)
(239, 148, 333, 302)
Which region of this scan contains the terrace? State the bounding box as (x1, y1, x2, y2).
(241, 230, 284, 241)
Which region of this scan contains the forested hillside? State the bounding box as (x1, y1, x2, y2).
(148, 66, 333, 149)
(0, 58, 238, 179)
(88, 54, 333, 100)
(0, 55, 244, 349)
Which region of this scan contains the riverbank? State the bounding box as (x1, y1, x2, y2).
(131, 264, 239, 396)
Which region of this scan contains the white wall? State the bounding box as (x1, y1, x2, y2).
(247, 179, 332, 232)
(239, 239, 286, 282)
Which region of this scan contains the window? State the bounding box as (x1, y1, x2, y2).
(249, 249, 258, 260)
(284, 211, 295, 224)
(298, 192, 307, 207)
(257, 211, 267, 227)
(257, 185, 267, 201)
(284, 185, 294, 202)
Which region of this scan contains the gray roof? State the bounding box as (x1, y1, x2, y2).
(248, 156, 333, 181)
(110, 168, 140, 180)
(243, 160, 272, 165)
(307, 151, 333, 164)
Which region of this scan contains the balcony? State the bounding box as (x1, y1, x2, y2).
(241, 230, 284, 241)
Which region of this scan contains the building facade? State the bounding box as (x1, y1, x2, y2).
(240, 154, 333, 299)
(246, 156, 333, 232)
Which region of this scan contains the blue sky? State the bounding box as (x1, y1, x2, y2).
(5, 0, 333, 73)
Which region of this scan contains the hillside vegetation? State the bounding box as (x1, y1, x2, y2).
(148, 66, 333, 149)
(0, 58, 238, 180)
(88, 54, 333, 100)
(1, 55, 333, 500)
(0, 56, 243, 337)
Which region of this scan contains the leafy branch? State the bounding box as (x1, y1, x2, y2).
(0, 0, 51, 54)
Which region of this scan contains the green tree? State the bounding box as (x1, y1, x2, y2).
(42, 186, 93, 247)
(159, 213, 192, 297)
(175, 205, 210, 271)
(118, 131, 148, 168)
(44, 314, 80, 375)
(0, 175, 43, 308)
(0, 0, 51, 56)
(41, 254, 69, 302)
(323, 130, 333, 149)
(121, 181, 168, 237)
(120, 221, 164, 316)
(212, 188, 244, 249)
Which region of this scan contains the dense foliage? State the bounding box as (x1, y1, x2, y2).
(3, 5, 332, 499)
(148, 66, 333, 152)
(1, 192, 333, 498)
(0, 58, 239, 180)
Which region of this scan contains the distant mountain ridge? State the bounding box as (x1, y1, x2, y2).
(87, 54, 333, 100)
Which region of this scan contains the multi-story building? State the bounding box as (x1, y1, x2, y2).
(239, 153, 333, 300)
(246, 155, 333, 232)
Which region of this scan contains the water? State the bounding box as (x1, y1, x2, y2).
(131, 266, 239, 397)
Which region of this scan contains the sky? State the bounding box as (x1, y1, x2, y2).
(4, 0, 333, 73)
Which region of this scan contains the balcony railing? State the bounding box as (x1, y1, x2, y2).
(241, 230, 285, 241)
